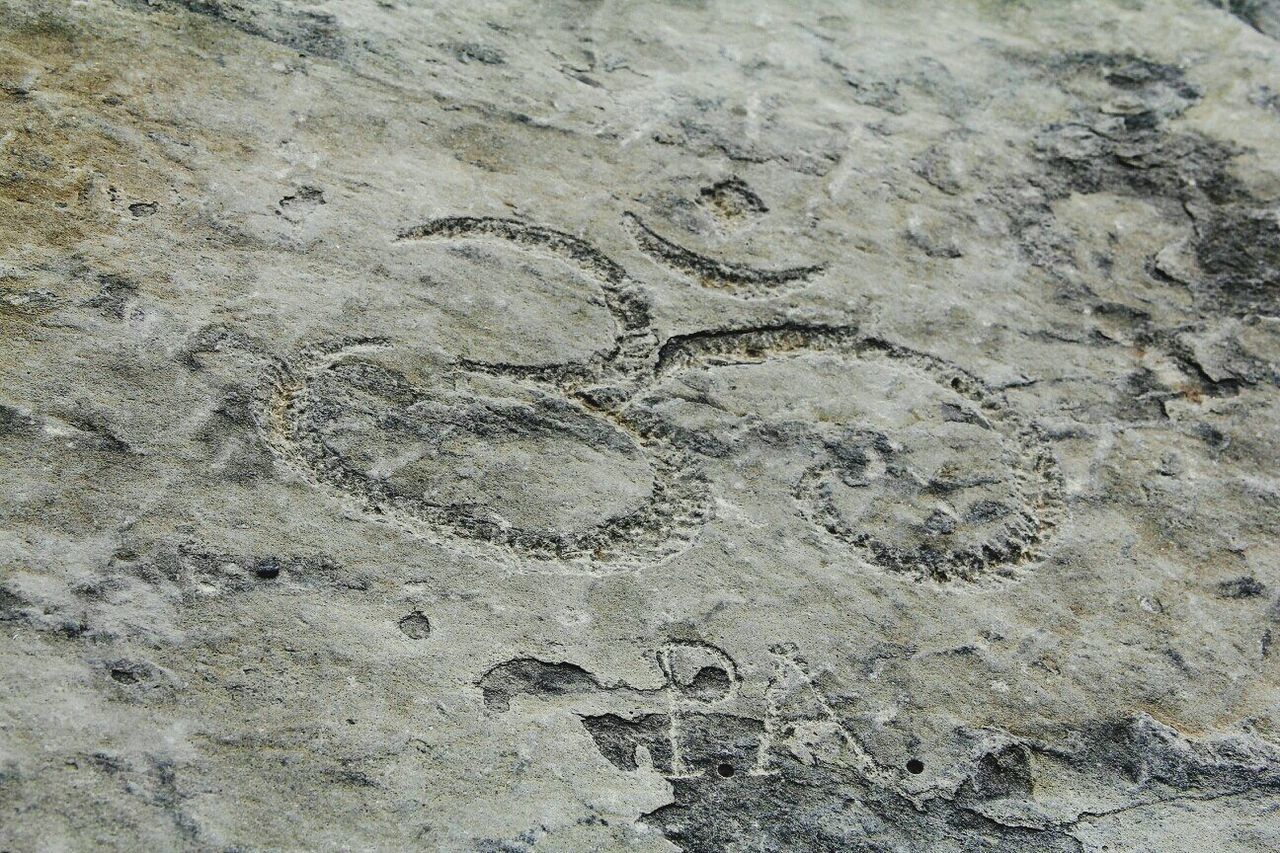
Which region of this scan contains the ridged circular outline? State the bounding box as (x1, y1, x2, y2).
(260, 341, 709, 574)
(395, 216, 656, 388)
(639, 325, 1064, 581)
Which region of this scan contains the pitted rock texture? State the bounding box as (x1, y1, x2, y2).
(2, 1, 1280, 851)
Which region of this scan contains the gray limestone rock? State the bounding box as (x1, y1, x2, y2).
(2, 1, 1279, 850)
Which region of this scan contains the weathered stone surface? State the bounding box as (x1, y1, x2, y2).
(2, 1, 1279, 850)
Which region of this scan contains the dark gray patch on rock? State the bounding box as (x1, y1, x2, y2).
(1010, 51, 1280, 318)
(397, 611, 432, 639)
(1027, 53, 1239, 210)
(478, 659, 606, 712)
(1207, 0, 1280, 38)
(1215, 575, 1267, 598)
(580, 713, 673, 772)
(107, 660, 152, 684)
(640, 728, 1081, 852)
(0, 586, 28, 622)
(635, 711, 1279, 852)
(1192, 205, 1280, 316)
(84, 273, 139, 320)
(0, 404, 38, 438)
(165, 0, 346, 59)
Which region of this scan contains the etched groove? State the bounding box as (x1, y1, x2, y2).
(622, 212, 824, 296)
(259, 342, 710, 573)
(639, 324, 1064, 581)
(484, 641, 891, 788)
(655, 323, 864, 377)
(397, 216, 654, 385)
(699, 177, 769, 218)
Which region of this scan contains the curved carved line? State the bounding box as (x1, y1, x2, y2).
(637, 323, 1065, 581)
(623, 212, 824, 294)
(261, 343, 711, 573)
(397, 216, 655, 388)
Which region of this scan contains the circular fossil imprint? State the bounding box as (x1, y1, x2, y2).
(644, 326, 1063, 580)
(264, 343, 707, 571)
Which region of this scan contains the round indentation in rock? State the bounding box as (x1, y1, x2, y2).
(253, 557, 282, 579)
(397, 611, 432, 639)
(394, 217, 653, 383)
(266, 344, 707, 571)
(643, 327, 1062, 581)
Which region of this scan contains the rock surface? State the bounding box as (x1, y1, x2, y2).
(2, 1, 1280, 850)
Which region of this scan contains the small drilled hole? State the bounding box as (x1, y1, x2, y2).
(716, 763, 735, 778)
(906, 758, 925, 775)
